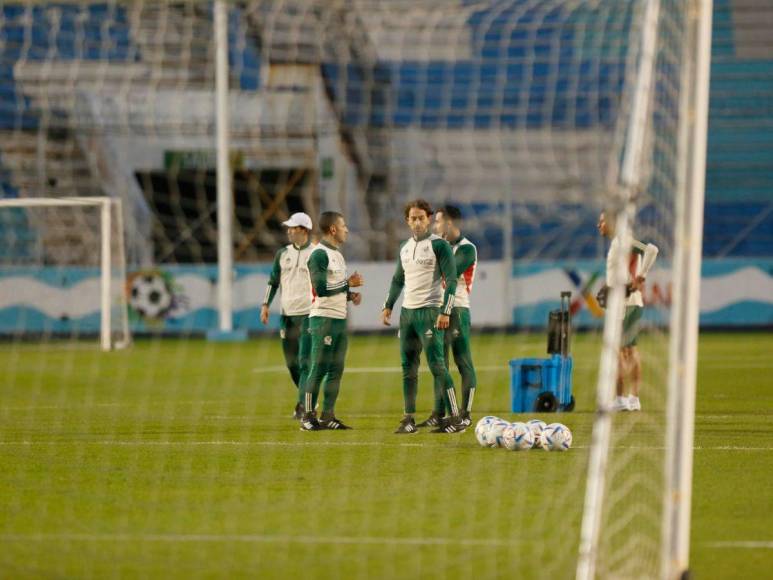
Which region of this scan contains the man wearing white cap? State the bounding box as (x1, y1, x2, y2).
(261, 212, 317, 419)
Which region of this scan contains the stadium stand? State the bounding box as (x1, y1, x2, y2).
(0, 0, 770, 262)
(703, 0, 773, 257)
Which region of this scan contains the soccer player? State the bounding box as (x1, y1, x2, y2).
(432, 205, 478, 427)
(300, 211, 363, 431)
(381, 199, 465, 434)
(597, 210, 659, 411)
(261, 212, 317, 419)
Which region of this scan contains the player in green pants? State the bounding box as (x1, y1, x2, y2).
(300, 211, 363, 431)
(381, 199, 466, 434)
(260, 212, 317, 419)
(433, 205, 478, 427)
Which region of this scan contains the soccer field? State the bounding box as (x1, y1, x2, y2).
(1, 332, 771, 578)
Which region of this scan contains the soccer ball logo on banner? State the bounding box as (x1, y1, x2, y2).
(127, 271, 179, 322)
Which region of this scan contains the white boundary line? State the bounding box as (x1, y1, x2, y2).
(0, 532, 519, 547)
(0, 533, 523, 547)
(0, 534, 768, 549)
(0, 440, 427, 448)
(700, 541, 773, 549)
(0, 440, 770, 451)
(251, 365, 514, 373)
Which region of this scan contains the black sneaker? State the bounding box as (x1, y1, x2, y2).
(431, 416, 467, 434)
(292, 402, 304, 420)
(319, 413, 352, 430)
(417, 412, 444, 428)
(394, 415, 418, 434)
(459, 410, 472, 428)
(299, 412, 324, 431)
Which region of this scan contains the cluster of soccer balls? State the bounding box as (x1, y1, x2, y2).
(474, 416, 573, 452)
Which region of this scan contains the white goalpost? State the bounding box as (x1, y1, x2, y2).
(0, 196, 131, 351)
(662, 0, 712, 576)
(578, 1, 712, 578)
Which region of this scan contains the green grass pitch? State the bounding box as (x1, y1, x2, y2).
(0, 332, 771, 578)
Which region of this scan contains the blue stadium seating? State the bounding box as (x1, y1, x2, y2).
(707, 0, 773, 208)
(321, 0, 632, 131)
(0, 1, 769, 259)
(0, 1, 261, 224)
(0, 4, 138, 130)
(228, 7, 261, 91)
(322, 0, 773, 257)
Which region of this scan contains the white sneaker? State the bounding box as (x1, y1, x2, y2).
(613, 396, 631, 412)
(628, 396, 641, 411)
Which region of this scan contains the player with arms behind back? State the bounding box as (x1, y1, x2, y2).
(381, 199, 465, 434)
(597, 210, 659, 411)
(433, 205, 478, 428)
(260, 212, 317, 419)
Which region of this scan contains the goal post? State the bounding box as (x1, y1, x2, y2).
(663, 0, 712, 576)
(0, 196, 131, 351)
(578, 0, 712, 578)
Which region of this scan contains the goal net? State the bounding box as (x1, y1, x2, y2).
(0, 196, 130, 350)
(0, 1, 706, 578)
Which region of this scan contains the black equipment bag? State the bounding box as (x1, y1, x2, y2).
(547, 291, 572, 356)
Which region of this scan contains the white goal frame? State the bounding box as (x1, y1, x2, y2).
(0, 196, 131, 351)
(576, 1, 712, 579)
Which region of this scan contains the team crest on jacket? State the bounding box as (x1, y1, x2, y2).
(324, 335, 333, 346)
(279, 329, 286, 339)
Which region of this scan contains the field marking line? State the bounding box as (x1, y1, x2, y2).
(700, 541, 773, 549)
(0, 532, 518, 547)
(0, 441, 770, 451)
(0, 440, 427, 448)
(250, 365, 517, 373)
(2, 533, 768, 549)
(0, 400, 234, 411)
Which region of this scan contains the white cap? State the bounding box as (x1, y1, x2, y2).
(282, 212, 313, 230)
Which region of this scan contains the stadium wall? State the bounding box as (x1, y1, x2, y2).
(1, 258, 771, 335)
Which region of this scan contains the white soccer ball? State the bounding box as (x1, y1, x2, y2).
(502, 422, 534, 451)
(474, 416, 499, 447)
(527, 419, 548, 448)
(486, 420, 511, 448)
(541, 423, 573, 452)
(129, 273, 173, 320)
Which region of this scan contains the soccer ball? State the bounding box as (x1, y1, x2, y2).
(502, 422, 534, 451)
(486, 420, 511, 448)
(541, 423, 573, 452)
(527, 419, 548, 448)
(474, 416, 499, 447)
(129, 273, 173, 320)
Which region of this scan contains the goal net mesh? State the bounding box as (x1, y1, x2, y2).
(0, 1, 692, 577)
(0, 199, 130, 349)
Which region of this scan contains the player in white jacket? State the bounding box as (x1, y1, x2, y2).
(597, 211, 659, 411)
(261, 212, 317, 419)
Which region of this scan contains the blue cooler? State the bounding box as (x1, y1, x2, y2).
(509, 354, 574, 412)
(509, 291, 575, 413)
